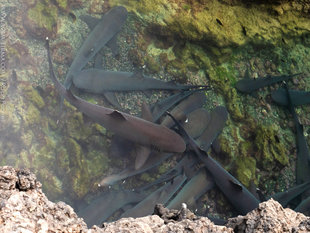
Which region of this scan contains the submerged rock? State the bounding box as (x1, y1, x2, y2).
(1, 166, 310, 232)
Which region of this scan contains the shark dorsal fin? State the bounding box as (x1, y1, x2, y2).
(229, 179, 243, 191)
(80, 15, 101, 30)
(109, 110, 127, 121)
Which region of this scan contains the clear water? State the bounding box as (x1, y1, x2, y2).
(1, 0, 310, 224)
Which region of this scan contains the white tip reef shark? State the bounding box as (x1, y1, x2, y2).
(166, 112, 260, 215)
(73, 69, 208, 93)
(271, 88, 310, 107)
(235, 73, 302, 94)
(64, 6, 128, 90)
(120, 174, 186, 218)
(283, 82, 310, 184)
(46, 38, 186, 153)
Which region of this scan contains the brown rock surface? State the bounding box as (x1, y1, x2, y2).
(0, 166, 87, 232)
(1, 166, 310, 232)
(227, 199, 310, 233)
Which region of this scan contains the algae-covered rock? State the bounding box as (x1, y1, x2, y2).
(85, 149, 109, 178)
(110, 0, 310, 50)
(24, 103, 41, 127)
(0, 72, 9, 103)
(210, 65, 244, 121)
(65, 138, 92, 199)
(23, 86, 45, 109)
(24, 0, 59, 39)
(54, 0, 68, 11)
(37, 168, 64, 200)
(65, 112, 91, 140)
(254, 124, 289, 170)
(234, 153, 257, 187)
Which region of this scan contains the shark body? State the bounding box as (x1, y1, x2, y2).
(46, 38, 186, 153)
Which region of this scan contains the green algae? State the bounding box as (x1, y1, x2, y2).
(55, 0, 68, 10)
(212, 65, 244, 121)
(140, 172, 155, 183)
(145, 55, 161, 73)
(18, 150, 32, 169)
(56, 147, 70, 174)
(234, 151, 257, 187)
(65, 138, 90, 198)
(254, 124, 289, 170)
(65, 112, 91, 140)
(110, 0, 176, 24)
(23, 86, 45, 109)
(66, 138, 82, 167)
(24, 104, 41, 127)
(21, 130, 34, 148)
(85, 150, 109, 178)
(27, 0, 58, 32)
(37, 168, 63, 200)
(111, 0, 310, 52)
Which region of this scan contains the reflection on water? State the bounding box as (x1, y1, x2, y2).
(1, 0, 310, 225)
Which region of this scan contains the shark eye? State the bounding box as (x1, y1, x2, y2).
(185, 118, 189, 123)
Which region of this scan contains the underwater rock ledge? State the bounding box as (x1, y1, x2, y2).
(0, 166, 310, 232)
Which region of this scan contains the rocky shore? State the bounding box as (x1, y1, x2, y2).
(1, 166, 310, 232)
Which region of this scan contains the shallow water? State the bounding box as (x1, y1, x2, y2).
(1, 0, 310, 223)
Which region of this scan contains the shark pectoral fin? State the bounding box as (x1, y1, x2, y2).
(131, 69, 144, 79)
(143, 90, 152, 98)
(94, 53, 104, 69)
(141, 102, 154, 122)
(108, 110, 127, 121)
(106, 34, 119, 57)
(167, 80, 177, 86)
(103, 91, 122, 109)
(66, 89, 77, 101)
(80, 15, 101, 30)
(250, 91, 259, 98)
(229, 179, 243, 191)
(134, 146, 151, 170)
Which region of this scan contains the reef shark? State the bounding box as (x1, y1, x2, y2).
(78, 189, 146, 227)
(64, 6, 128, 90)
(166, 112, 260, 215)
(134, 102, 153, 170)
(151, 88, 209, 123)
(284, 82, 310, 184)
(161, 91, 206, 128)
(167, 168, 214, 210)
(73, 69, 207, 93)
(271, 88, 310, 107)
(120, 174, 186, 218)
(269, 181, 310, 207)
(99, 104, 211, 187)
(295, 195, 310, 214)
(98, 151, 174, 187)
(235, 73, 302, 94)
(196, 106, 228, 152)
(181, 108, 211, 139)
(46, 38, 186, 153)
